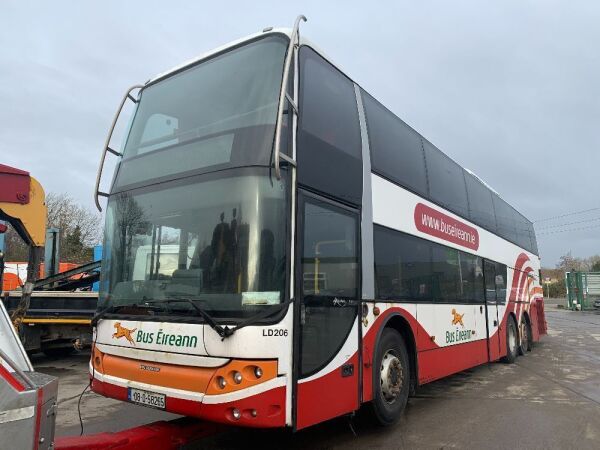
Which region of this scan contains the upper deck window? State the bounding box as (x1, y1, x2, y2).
(423, 140, 469, 219)
(465, 171, 497, 233)
(362, 90, 428, 197)
(113, 35, 288, 190)
(492, 194, 518, 244)
(297, 46, 362, 205)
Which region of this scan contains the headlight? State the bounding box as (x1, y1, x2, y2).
(233, 371, 243, 384)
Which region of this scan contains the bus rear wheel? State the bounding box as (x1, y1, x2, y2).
(369, 328, 410, 426)
(518, 319, 532, 355)
(502, 316, 518, 364)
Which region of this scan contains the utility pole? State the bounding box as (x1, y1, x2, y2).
(0, 221, 5, 292)
(543, 278, 551, 299)
(0, 220, 5, 253)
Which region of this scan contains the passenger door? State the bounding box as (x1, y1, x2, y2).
(484, 260, 502, 360)
(294, 192, 360, 430)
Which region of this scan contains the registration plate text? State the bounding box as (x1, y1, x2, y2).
(127, 388, 166, 410)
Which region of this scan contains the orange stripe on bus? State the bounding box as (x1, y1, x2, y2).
(93, 347, 278, 395)
(99, 351, 215, 393)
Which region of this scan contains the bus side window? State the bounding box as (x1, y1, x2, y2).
(373, 225, 432, 301)
(423, 139, 469, 219)
(362, 90, 428, 198)
(495, 263, 507, 303)
(297, 46, 362, 206)
(465, 171, 497, 234)
(459, 252, 485, 303)
(484, 260, 497, 302)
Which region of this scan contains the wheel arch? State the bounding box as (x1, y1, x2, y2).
(522, 309, 531, 326)
(376, 313, 418, 393)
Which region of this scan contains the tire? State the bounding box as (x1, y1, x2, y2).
(525, 319, 533, 352)
(42, 346, 75, 358)
(369, 328, 410, 426)
(502, 316, 518, 364)
(518, 319, 532, 355)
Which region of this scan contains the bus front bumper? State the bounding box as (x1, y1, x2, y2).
(89, 348, 286, 428)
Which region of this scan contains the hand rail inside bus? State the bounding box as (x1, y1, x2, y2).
(273, 14, 306, 180)
(94, 84, 144, 212)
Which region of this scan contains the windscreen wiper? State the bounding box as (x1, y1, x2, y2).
(145, 298, 233, 340)
(91, 303, 165, 326)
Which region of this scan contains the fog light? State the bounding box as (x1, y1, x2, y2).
(233, 371, 242, 384)
(254, 366, 263, 378)
(251, 409, 257, 417)
(217, 376, 227, 389)
(232, 408, 241, 420)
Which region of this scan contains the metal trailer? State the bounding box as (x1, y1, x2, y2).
(566, 271, 600, 310)
(2, 259, 101, 355)
(0, 298, 58, 449)
(3, 290, 97, 355)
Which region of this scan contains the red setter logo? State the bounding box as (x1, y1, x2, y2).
(451, 309, 465, 327)
(112, 322, 137, 345)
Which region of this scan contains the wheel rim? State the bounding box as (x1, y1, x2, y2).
(380, 350, 403, 404)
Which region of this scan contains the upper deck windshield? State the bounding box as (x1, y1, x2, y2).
(113, 34, 288, 189)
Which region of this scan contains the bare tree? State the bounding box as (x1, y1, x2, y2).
(582, 254, 600, 272)
(3, 225, 29, 261)
(46, 193, 103, 263)
(556, 251, 587, 272)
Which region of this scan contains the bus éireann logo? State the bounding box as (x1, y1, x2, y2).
(451, 309, 465, 327)
(113, 322, 137, 345)
(446, 309, 472, 344)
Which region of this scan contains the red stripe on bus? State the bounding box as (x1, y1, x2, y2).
(418, 339, 489, 384)
(33, 389, 43, 450)
(92, 377, 285, 428)
(296, 353, 359, 430)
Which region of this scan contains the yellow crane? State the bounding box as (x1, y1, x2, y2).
(0, 163, 47, 328)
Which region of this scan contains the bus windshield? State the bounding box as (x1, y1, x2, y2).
(113, 34, 288, 189)
(99, 170, 287, 320)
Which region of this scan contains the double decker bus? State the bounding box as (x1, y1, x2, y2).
(90, 16, 546, 430)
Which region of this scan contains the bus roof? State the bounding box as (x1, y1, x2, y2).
(146, 27, 343, 88)
(142, 25, 534, 227)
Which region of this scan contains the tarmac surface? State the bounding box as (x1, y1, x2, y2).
(38, 305, 600, 449)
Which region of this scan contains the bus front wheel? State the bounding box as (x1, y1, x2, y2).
(369, 328, 410, 426)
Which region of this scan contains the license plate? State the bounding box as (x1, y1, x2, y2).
(127, 388, 166, 410)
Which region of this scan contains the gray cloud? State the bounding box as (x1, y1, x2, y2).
(1, 0, 598, 266)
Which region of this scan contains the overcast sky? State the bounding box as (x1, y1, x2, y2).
(1, 0, 599, 266)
